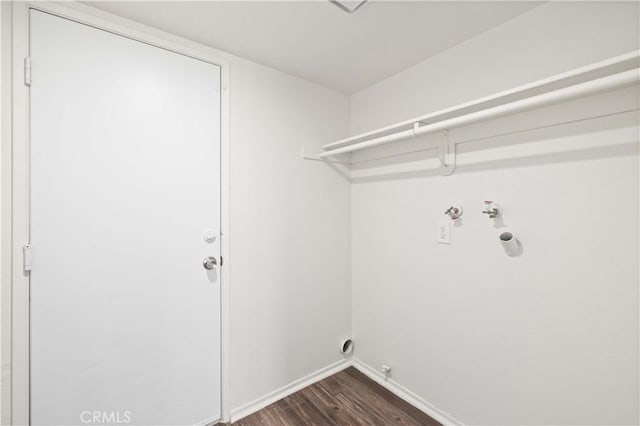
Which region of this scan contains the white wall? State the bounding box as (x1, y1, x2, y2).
(227, 56, 351, 412)
(349, 2, 639, 425)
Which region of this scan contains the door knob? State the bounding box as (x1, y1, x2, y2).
(202, 256, 217, 270)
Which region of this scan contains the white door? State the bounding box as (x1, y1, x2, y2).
(29, 10, 221, 426)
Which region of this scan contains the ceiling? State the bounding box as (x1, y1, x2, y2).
(87, 1, 541, 94)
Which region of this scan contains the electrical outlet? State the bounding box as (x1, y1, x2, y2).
(436, 221, 450, 244)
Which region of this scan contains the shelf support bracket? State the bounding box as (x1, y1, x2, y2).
(437, 130, 456, 176)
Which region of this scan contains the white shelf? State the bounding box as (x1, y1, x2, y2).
(317, 50, 639, 160)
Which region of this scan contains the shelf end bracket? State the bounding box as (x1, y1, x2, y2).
(300, 146, 350, 164)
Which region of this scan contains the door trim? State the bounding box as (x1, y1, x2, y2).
(7, 2, 232, 424)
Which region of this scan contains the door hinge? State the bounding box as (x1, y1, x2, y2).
(24, 57, 31, 86)
(23, 244, 32, 272)
(220, 256, 224, 267)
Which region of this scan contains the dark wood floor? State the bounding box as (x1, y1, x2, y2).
(233, 367, 440, 425)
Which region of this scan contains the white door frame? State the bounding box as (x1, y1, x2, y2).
(7, 2, 231, 424)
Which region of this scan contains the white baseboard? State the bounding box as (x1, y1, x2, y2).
(229, 357, 463, 426)
(230, 358, 353, 422)
(352, 358, 464, 426)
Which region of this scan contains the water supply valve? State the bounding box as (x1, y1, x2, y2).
(482, 200, 501, 219)
(444, 204, 463, 220)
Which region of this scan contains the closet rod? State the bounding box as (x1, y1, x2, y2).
(319, 68, 640, 158)
(322, 50, 639, 151)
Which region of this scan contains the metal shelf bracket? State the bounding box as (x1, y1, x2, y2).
(437, 130, 456, 176)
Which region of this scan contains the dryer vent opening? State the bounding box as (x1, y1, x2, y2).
(340, 338, 354, 355)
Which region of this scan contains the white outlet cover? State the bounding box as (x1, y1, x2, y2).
(437, 221, 451, 244)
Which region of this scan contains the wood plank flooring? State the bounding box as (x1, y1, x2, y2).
(233, 367, 440, 425)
